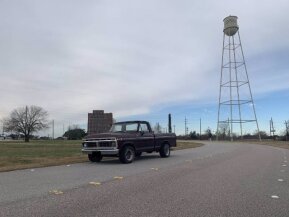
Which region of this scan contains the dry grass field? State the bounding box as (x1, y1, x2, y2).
(0, 140, 86, 172)
(0, 140, 204, 172)
(174, 140, 204, 150)
(240, 140, 289, 150)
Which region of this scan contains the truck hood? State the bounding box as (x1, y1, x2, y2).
(85, 132, 138, 140)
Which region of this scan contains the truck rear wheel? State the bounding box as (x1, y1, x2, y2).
(160, 143, 170, 158)
(88, 152, 103, 162)
(119, 146, 135, 164)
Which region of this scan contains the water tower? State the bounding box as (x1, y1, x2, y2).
(216, 16, 261, 141)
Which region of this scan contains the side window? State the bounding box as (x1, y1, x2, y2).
(139, 123, 149, 132)
(126, 123, 138, 131)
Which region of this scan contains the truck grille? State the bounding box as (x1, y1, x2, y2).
(83, 139, 117, 149)
(98, 142, 114, 147)
(85, 142, 97, 148)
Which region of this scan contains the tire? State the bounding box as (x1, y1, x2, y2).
(159, 143, 170, 158)
(88, 152, 103, 162)
(135, 152, 142, 157)
(119, 146, 135, 164)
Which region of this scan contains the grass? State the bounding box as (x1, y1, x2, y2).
(0, 139, 204, 172)
(212, 138, 289, 150)
(174, 140, 204, 150)
(0, 140, 86, 172)
(238, 140, 289, 150)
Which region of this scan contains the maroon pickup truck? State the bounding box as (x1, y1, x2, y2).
(82, 121, 176, 163)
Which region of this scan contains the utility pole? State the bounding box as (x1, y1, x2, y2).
(199, 118, 202, 140)
(2, 122, 4, 136)
(269, 119, 271, 136)
(269, 118, 275, 137)
(185, 117, 187, 136)
(228, 118, 233, 141)
(285, 121, 289, 141)
(52, 120, 54, 140)
(63, 124, 64, 136)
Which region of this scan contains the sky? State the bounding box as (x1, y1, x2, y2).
(0, 0, 289, 137)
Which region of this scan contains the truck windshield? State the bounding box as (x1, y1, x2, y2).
(110, 123, 139, 132)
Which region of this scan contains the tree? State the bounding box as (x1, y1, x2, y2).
(3, 105, 49, 142)
(63, 125, 86, 140)
(254, 130, 268, 139)
(153, 123, 162, 133)
(189, 131, 198, 139)
(218, 122, 230, 140)
(205, 127, 213, 140)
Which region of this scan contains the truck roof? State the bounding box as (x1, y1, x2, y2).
(114, 121, 150, 125)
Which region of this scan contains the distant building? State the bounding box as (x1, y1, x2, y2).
(87, 110, 113, 135)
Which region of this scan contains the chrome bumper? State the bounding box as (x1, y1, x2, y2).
(81, 148, 119, 155)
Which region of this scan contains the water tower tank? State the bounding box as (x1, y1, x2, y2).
(223, 16, 239, 36)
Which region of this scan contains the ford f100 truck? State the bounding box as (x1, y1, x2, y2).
(82, 121, 176, 163)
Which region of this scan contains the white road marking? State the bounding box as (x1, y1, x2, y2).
(30, 169, 35, 172)
(282, 164, 287, 167)
(89, 181, 101, 186)
(49, 190, 63, 195)
(271, 195, 279, 199)
(113, 176, 124, 180)
(278, 179, 284, 182)
(150, 168, 159, 171)
(66, 165, 71, 167)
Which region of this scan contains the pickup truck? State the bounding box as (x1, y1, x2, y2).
(82, 121, 176, 163)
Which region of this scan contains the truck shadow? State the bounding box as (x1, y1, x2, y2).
(94, 154, 170, 164)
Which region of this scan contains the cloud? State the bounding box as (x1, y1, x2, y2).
(0, 0, 289, 132)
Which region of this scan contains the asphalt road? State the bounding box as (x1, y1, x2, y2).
(0, 142, 288, 217)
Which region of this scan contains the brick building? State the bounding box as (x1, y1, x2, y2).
(87, 110, 113, 135)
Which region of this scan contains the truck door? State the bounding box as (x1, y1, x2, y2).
(138, 123, 155, 151)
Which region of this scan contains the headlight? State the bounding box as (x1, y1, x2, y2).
(111, 141, 116, 146)
(83, 143, 87, 148)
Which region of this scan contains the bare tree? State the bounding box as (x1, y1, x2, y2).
(153, 122, 162, 133)
(3, 105, 49, 142)
(218, 122, 230, 140)
(205, 127, 213, 140)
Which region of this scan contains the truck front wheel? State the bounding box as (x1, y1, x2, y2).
(119, 146, 135, 164)
(160, 143, 170, 158)
(88, 152, 103, 162)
